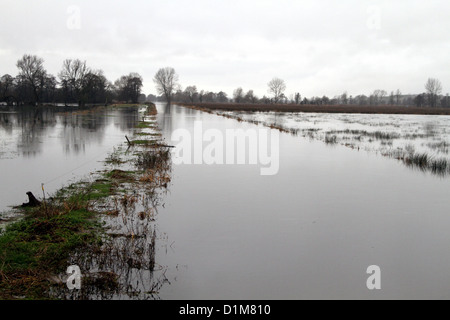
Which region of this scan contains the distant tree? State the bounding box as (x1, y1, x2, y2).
(41, 74, 57, 103)
(294, 92, 301, 104)
(83, 70, 109, 104)
(153, 67, 179, 104)
(198, 90, 205, 103)
(441, 94, 450, 108)
(58, 59, 90, 106)
(414, 93, 427, 107)
(16, 54, 47, 104)
(146, 93, 158, 102)
(395, 89, 402, 105)
(184, 85, 198, 103)
(267, 77, 286, 103)
(115, 72, 143, 103)
(0, 74, 15, 104)
(354, 94, 368, 105)
(126, 73, 143, 103)
(310, 96, 319, 105)
(114, 76, 128, 101)
(216, 91, 228, 103)
(233, 87, 244, 103)
(204, 91, 216, 102)
(244, 90, 257, 103)
(389, 91, 395, 105)
(341, 91, 348, 105)
(369, 89, 387, 105)
(425, 78, 442, 107)
(173, 89, 184, 102)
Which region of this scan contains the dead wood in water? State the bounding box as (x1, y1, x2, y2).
(125, 135, 132, 146)
(21, 191, 42, 207)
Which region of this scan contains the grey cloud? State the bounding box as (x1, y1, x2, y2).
(1, 0, 449, 97)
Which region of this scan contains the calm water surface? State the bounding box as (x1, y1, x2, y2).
(1, 103, 449, 299)
(0, 105, 141, 215)
(155, 103, 450, 299)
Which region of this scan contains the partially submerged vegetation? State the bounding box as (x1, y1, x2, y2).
(402, 152, 449, 175)
(180, 103, 450, 177)
(0, 102, 173, 299)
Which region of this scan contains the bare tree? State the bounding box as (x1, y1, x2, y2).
(16, 54, 47, 104)
(395, 89, 402, 105)
(153, 67, 179, 104)
(341, 91, 348, 105)
(184, 85, 198, 103)
(389, 91, 395, 105)
(370, 89, 387, 105)
(233, 87, 244, 103)
(294, 92, 301, 105)
(267, 77, 286, 103)
(58, 59, 90, 106)
(425, 78, 442, 107)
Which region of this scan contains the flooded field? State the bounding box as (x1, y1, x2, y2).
(0, 105, 142, 218)
(219, 111, 450, 177)
(1, 103, 450, 299)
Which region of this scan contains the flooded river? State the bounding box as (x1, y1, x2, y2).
(155, 103, 450, 299)
(1, 103, 450, 299)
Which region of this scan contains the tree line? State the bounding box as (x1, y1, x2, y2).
(152, 68, 448, 108)
(0, 54, 144, 106)
(2, 55, 448, 108)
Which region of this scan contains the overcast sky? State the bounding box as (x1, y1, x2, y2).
(1, 0, 449, 98)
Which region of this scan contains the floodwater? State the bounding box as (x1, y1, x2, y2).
(225, 111, 450, 176)
(1, 103, 450, 299)
(0, 105, 143, 217)
(155, 103, 450, 299)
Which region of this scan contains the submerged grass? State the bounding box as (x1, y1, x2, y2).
(324, 134, 338, 145)
(135, 149, 171, 171)
(181, 104, 450, 178)
(403, 152, 450, 175)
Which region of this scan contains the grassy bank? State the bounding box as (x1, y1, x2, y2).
(0, 189, 104, 299)
(0, 102, 170, 299)
(177, 102, 450, 115)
